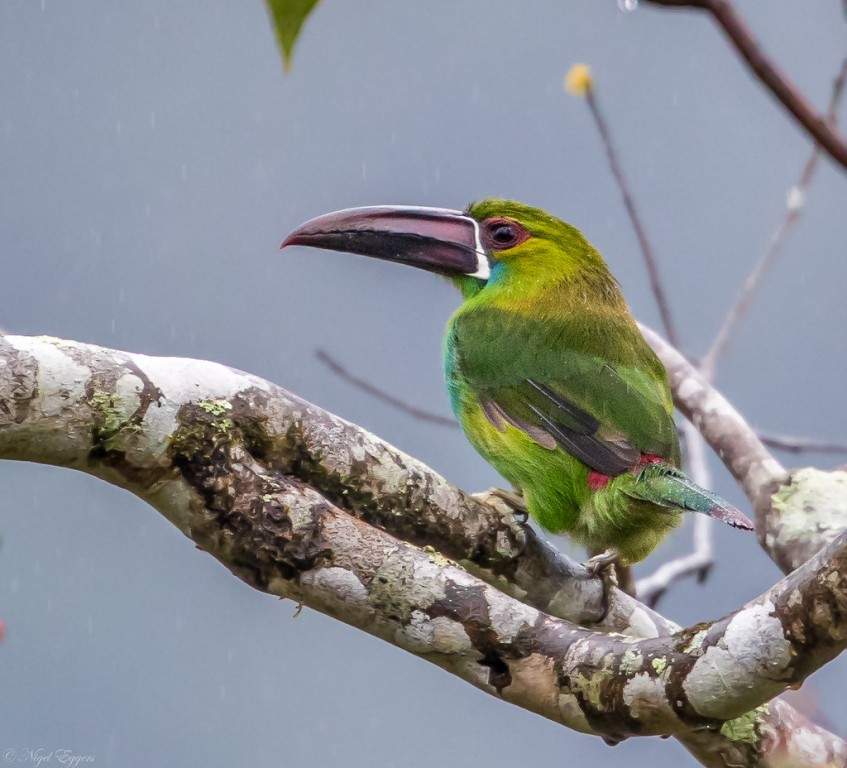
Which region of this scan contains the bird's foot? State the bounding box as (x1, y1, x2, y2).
(473, 487, 529, 524)
(583, 548, 631, 611)
(583, 548, 621, 576)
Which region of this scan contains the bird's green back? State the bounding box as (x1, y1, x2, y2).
(446, 199, 680, 470)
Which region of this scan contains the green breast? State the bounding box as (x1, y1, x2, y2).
(445, 320, 589, 533)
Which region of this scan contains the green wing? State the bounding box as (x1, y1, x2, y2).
(451, 307, 680, 475)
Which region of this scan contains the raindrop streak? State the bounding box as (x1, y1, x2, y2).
(618, 0, 638, 10)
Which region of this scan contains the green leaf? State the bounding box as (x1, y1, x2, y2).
(265, 0, 320, 73)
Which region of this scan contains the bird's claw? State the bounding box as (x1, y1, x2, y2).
(582, 549, 626, 617)
(583, 548, 621, 576)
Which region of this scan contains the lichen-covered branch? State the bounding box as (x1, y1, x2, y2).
(640, 325, 847, 581)
(640, 325, 785, 517)
(766, 468, 847, 575)
(0, 334, 658, 636)
(1, 334, 846, 767)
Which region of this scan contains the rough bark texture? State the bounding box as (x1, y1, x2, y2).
(1, 334, 846, 768)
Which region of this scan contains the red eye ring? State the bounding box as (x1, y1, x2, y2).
(480, 217, 530, 251)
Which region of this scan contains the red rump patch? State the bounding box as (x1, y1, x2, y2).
(631, 453, 666, 476)
(590, 455, 666, 490)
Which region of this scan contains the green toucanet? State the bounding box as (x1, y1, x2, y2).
(282, 200, 754, 565)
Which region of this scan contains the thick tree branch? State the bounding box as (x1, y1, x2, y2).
(1, 334, 846, 767)
(640, 324, 785, 518)
(643, 0, 847, 171)
(0, 335, 658, 635)
(766, 468, 847, 576)
(641, 325, 847, 578)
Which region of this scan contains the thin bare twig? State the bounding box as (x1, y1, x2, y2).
(641, 324, 786, 519)
(700, 58, 847, 379)
(584, 88, 679, 347)
(315, 349, 457, 427)
(644, 0, 847, 171)
(758, 431, 847, 456)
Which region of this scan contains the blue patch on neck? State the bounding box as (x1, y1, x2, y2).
(488, 261, 507, 285)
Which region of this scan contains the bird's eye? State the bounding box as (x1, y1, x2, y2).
(492, 224, 517, 244)
(480, 218, 529, 251)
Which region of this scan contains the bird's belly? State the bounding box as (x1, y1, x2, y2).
(453, 392, 681, 561)
(454, 393, 589, 533)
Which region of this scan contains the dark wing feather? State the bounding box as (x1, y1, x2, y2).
(453, 307, 679, 476)
(482, 379, 639, 475)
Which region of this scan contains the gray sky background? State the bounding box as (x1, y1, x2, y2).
(1, 2, 845, 765)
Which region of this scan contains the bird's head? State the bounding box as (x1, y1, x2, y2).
(282, 199, 608, 299)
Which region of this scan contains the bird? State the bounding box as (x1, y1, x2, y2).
(282, 199, 754, 570)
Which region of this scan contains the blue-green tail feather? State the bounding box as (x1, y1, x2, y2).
(624, 465, 755, 531)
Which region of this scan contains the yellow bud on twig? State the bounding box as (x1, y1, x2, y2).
(565, 64, 593, 97)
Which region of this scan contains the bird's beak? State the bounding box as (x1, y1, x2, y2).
(281, 206, 490, 280)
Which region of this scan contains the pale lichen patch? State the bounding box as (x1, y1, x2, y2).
(300, 566, 368, 607)
(394, 610, 436, 653)
(724, 601, 792, 676)
(369, 554, 448, 622)
(570, 671, 606, 710)
(685, 642, 785, 719)
(130, 353, 253, 404)
(623, 672, 675, 724)
(619, 647, 644, 674)
(683, 627, 708, 654)
(115, 372, 144, 411)
(487, 598, 538, 642)
(772, 469, 847, 542)
(684, 645, 747, 717)
(13, 336, 90, 416)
